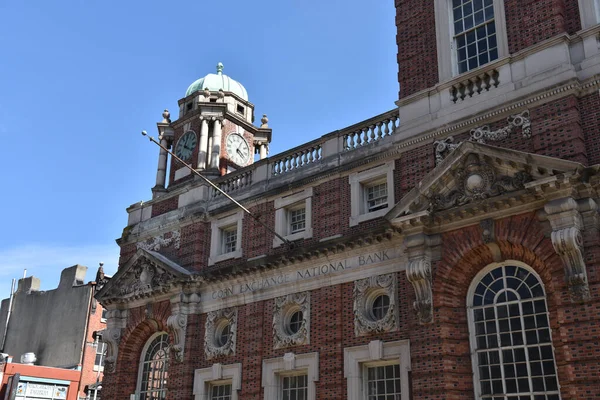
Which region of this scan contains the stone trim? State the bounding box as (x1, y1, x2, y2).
(262, 352, 319, 400)
(349, 161, 395, 227)
(193, 363, 242, 400)
(204, 307, 238, 359)
(405, 234, 440, 324)
(273, 292, 310, 349)
(343, 340, 411, 400)
(544, 197, 592, 302)
(353, 273, 399, 336)
(209, 211, 244, 265)
(273, 188, 314, 248)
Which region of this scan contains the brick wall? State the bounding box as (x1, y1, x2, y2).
(580, 92, 600, 165)
(78, 300, 106, 398)
(395, 0, 438, 98)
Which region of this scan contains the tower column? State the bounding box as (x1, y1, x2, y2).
(197, 117, 209, 170)
(259, 143, 268, 160)
(210, 118, 223, 170)
(153, 110, 173, 196)
(155, 136, 169, 188)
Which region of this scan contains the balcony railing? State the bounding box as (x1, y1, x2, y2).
(272, 143, 323, 176)
(342, 110, 399, 151)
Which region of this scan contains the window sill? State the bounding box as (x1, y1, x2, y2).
(349, 207, 389, 227)
(209, 249, 243, 266)
(273, 228, 313, 248)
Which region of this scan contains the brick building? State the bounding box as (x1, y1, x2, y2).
(97, 1, 600, 399)
(0, 266, 110, 400)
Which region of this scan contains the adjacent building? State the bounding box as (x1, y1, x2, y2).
(0, 265, 109, 399)
(97, 1, 600, 399)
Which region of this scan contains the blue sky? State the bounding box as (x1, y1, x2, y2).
(0, 1, 398, 299)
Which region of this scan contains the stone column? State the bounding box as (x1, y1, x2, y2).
(155, 135, 169, 188)
(210, 118, 223, 170)
(259, 143, 268, 159)
(197, 117, 209, 170)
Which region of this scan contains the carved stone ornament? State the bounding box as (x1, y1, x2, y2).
(273, 292, 310, 349)
(431, 154, 532, 211)
(353, 273, 398, 336)
(204, 308, 238, 359)
(98, 327, 121, 374)
(167, 312, 188, 363)
(404, 233, 436, 324)
(137, 230, 181, 252)
(470, 110, 531, 144)
(433, 111, 531, 164)
(114, 259, 175, 298)
(544, 197, 591, 302)
(434, 136, 460, 166)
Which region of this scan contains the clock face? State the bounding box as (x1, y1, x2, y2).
(175, 131, 197, 161)
(226, 133, 250, 165)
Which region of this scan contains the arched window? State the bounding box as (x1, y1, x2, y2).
(137, 332, 170, 400)
(467, 263, 561, 400)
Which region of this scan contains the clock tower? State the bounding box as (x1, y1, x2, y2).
(151, 63, 272, 197)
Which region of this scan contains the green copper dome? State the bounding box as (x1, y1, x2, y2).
(185, 63, 248, 101)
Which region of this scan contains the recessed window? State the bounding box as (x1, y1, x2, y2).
(370, 294, 390, 321)
(216, 322, 232, 348)
(349, 162, 395, 227)
(236, 104, 245, 115)
(210, 383, 232, 400)
(289, 207, 306, 234)
(282, 374, 308, 400)
(452, 0, 498, 74)
(222, 227, 237, 255)
(468, 263, 560, 399)
(186, 102, 193, 111)
(210, 98, 217, 103)
(287, 310, 303, 335)
(273, 188, 313, 248)
(365, 182, 388, 212)
(366, 364, 402, 399)
(210, 212, 243, 265)
(136, 332, 170, 400)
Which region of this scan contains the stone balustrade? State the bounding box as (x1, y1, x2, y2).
(212, 170, 253, 198)
(342, 110, 399, 151)
(271, 143, 323, 176)
(449, 68, 499, 103)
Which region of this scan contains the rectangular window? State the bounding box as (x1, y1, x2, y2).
(282, 375, 308, 400)
(366, 182, 388, 212)
(95, 341, 106, 369)
(289, 207, 306, 234)
(222, 228, 237, 254)
(101, 308, 107, 322)
(366, 364, 402, 399)
(210, 383, 232, 400)
(452, 0, 498, 73)
(236, 104, 245, 115)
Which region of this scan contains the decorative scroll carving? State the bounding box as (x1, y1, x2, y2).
(480, 219, 495, 244)
(353, 273, 398, 336)
(204, 308, 238, 359)
(273, 292, 310, 349)
(434, 136, 461, 165)
(98, 327, 121, 373)
(137, 230, 181, 251)
(108, 259, 176, 299)
(167, 313, 188, 363)
(470, 110, 531, 144)
(545, 198, 591, 302)
(431, 154, 532, 211)
(404, 233, 439, 324)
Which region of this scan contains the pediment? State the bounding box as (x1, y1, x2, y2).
(386, 142, 584, 229)
(96, 249, 190, 304)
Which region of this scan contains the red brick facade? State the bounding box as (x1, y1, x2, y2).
(101, 1, 600, 399)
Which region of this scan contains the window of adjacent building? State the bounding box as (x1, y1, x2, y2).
(210, 383, 233, 400)
(281, 374, 308, 400)
(101, 308, 107, 323)
(467, 263, 561, 400)
(273, 188, 313, 248)
(94, 341, 107, 371)
(452, 0, 498, 74)
(209, 212, 243, 265)
(349, 162, 395, 227)
(344, 340, 410, 400)
(137, 332, 170, 400)
(365, 363, 402, 400)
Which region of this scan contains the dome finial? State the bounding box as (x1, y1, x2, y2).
(216, 62, 224, 75)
